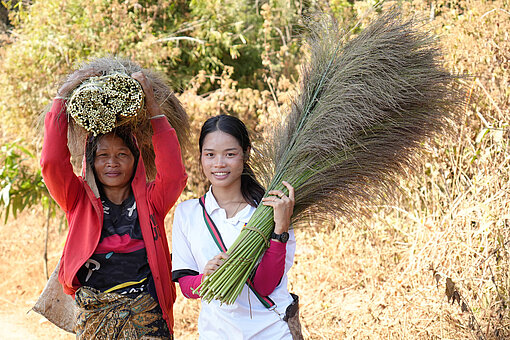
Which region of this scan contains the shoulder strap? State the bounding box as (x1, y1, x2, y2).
(199, 194, 275, 309)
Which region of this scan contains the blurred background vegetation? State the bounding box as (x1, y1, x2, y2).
(0, 0, 508, 338)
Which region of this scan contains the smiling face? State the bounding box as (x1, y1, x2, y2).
(201, 130, 246, 192)
(93, 133, 135, 193)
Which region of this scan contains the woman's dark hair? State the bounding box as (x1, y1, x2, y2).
(199, 115, 265, 207)
(85, 127, 140, 192)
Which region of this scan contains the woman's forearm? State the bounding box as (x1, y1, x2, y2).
(149, 117, 188, 213)
(252, 240, 287, 296)
(177, 274, 204, 299)
(40, 99, 80, 211)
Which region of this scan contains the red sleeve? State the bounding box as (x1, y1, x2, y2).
(177, 274, 203, 299)
(40, 99, 82, 212)
(252, 240, 287, 296)
(147, 117, 188, 215)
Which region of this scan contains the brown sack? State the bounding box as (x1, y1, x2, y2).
(32, 262, 77, 333)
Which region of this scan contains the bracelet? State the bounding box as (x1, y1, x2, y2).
(150, 114, 166, 120)
(55, 96, 67, 100)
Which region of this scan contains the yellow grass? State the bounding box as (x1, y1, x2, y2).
(0, 0, 508, 339)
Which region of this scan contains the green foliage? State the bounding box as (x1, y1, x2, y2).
(0, 0, 306, 144)
(0, 0, 310, 226)
(0, 140, 56, 222)
(327, 0, 357, 26)
(158, 0, 305, 91)
(1, 0, 28, 27)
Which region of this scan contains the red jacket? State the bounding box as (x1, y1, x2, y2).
(40, 99, 187, 333)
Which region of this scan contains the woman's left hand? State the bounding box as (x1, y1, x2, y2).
(131, 71, 162, 118)
(57, 68, 101, 98)
(261, 181, 295, 234)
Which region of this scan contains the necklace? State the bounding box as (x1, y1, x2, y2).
(228, 200, 245, 218)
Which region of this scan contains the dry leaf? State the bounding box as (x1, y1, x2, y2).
(446, 277, 455, 303)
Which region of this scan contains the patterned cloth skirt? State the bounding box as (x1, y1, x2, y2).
(75, 286, 171, 339)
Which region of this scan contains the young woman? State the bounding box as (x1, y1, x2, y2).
(172, 115, 303, 339)
(41, 68, 187, 339)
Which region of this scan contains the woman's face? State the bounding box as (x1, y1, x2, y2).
(201, 130, 246, 191)
(94, 134, 135, 191)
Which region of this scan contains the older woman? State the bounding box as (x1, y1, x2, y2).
(41, 67, 187, 339)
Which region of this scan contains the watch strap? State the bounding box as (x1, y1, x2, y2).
(271, 231, 289, 243)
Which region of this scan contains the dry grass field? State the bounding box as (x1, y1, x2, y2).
(0, 0, 508, 339)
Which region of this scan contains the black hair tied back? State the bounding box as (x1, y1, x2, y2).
(199, 115, 265, 206)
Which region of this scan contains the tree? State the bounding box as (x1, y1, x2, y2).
(0, 140, 59, 278)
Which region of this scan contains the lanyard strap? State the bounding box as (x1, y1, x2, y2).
(199, 194, 275, 309)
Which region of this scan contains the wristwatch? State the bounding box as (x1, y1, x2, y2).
(270, 231, 289, 243)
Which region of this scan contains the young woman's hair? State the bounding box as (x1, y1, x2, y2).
(199, 115, 265, 206)
(85, 127, 140, 190)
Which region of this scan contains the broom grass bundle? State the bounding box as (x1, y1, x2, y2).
(196, 9, 462, 304)
(55, 57, 190, 181)
(67, 72, 145, 136)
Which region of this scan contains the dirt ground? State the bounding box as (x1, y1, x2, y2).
(0, 209, 317, 339)
(0, 209, 72, 339)
(0, 209, 201, 339)
(1, 194, 507, 339)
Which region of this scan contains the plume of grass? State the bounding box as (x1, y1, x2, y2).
(196, 9, 462, 304)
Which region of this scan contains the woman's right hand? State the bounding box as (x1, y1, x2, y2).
(57, 68, 100, 98)
(203, 253, 228, 280)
